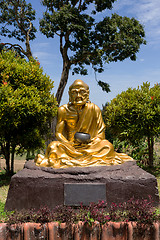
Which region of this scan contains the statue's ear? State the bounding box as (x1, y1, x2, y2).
(86, 90, 90, 101)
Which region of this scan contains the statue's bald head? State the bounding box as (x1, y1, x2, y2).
(69, 79, 89, 91)
(69, 79, 89, 106)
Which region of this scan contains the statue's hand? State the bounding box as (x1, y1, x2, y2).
(63, 141, 75, 148)
(73, 141, 82, 147)
(70, 141, 76, 146)
(88, 137, 101, 146)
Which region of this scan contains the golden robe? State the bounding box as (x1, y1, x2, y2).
(35, 102, 133, 168)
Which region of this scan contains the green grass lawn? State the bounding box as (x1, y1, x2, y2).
(0, 170, 12, 221)
(0, 185, 9, 203)
(157, 178, 160, 192)
(0, 170, 11, 207)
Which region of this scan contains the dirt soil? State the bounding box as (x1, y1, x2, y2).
(0, 157, 26, 172)
(155, 141, 160, 157)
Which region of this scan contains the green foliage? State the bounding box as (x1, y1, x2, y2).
(0, 201, 7, 222)
(0, 170, 11, 186)
(0, 201, 5, 213)
(84, 211, 95, 226)
(111, 138, 149, 166)
(103, 82, 160, 165)
(0, 200, 14, 223)
(97, 81, 110, 93)
(94, 14, 146, 63)
(0, 170, 11, 222)
(104, 82, 160, 143)
(0, 43, 5, 52)
(0, 50, 57, 173)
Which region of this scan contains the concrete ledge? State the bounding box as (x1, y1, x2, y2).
(0, 221, 159, 240)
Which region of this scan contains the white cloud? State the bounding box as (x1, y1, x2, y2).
(33, 51, 53, 59)
(135, 0, 160, 25)
(36, 42, 50, 47)
(113, 0, 160, 46)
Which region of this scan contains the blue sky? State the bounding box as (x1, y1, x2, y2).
(1, 0, 160, 108)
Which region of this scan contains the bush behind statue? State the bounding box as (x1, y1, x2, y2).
(103, 82, 160, 167)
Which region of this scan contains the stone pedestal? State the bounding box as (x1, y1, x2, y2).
(5, 160, 159, 211)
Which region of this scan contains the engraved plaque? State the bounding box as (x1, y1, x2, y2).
(64, 183, 106, 206)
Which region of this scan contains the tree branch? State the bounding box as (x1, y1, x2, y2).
(1, 20, 13, 28)
(60, 34, 63, 55)
(2, 43, 27, 56)
(78, 0, 82, 11)
(55, 32, 61, 37)
(14, 8, 27, 37)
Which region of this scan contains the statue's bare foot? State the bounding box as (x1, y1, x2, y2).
(34, 154, 44, 165)
(48, 158, 61, 168)
(39, 157, 50, 167)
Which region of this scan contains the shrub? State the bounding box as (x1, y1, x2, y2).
(4, 197, 160, 225)
(103, 82, 160, 167)
(0, 50, 57, 174)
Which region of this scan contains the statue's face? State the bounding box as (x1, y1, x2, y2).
(69, 86, 89, 106)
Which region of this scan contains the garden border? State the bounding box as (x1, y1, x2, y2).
(0, 221, 159, 239)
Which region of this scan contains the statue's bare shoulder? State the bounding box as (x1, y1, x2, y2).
(57, 104, 68, 121)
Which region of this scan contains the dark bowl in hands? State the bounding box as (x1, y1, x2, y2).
(74, 132, 91, 144)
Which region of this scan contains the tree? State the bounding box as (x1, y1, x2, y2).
(0, 0, 146, 105)
(0, 0, 36, 59)
(103, 82, 160, 167)
(0, 50, 57, 174)
(40, 0, 146, 104)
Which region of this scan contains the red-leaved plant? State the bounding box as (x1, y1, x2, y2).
(5, 197, 160, 226)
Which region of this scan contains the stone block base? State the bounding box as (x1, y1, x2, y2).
(5, 160, 159, 211)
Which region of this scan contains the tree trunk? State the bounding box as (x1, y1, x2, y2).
(52, 35, 71, 140)
(25, 41, 32, 59)
(147, 135, 154, 167)
(45, 116, 57, 148)
(11, 145, 15, 175)
(25, 20, 33, 60)
(50, 116, 57, 141)
(50, 61, 70, 143)
(4, 142, 11, 174)
(55, 61, 70, 105)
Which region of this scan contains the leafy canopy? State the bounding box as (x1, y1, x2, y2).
(104, 82, 160, 145)
(40, 0, 146, 75)
(0, 50, 57, 152)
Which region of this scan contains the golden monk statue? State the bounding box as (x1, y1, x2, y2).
(35, 79, 133, 168)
